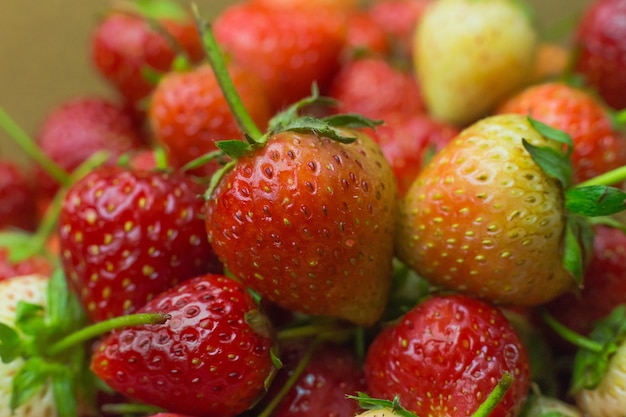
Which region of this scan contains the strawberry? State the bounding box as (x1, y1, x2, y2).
(34, 96, 143, 201)
(250, 0, 359, 12)
(413, 0, 537, 125)
(0, 247, 53, 282)
(343, 11, 391, 58)
(571, 0, 626, 110)
(90, 273, 278, 417)
(367, 111, 459, 196)
(58, 165, 222, 323)
(328, 56, 424, 120)
(364, 294, 531, 417)
(496, 81, 626, 184)
(212, 2, 347, 110)
(545, 225, 626, 338)
(90, 1, 205, 112)
(0, 160, 37, 232)
(257, 340, 367, 417)
(148, 62, 272, 176)
(395, 114, 626, 307)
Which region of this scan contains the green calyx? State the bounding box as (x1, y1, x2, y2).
(525, 117, 626, 286)
(0, 269, 170, 417)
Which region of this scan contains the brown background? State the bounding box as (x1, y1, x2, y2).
(0, 0, 591, 165)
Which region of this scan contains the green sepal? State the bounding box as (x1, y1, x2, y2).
(14, 301, 45, 337)
(140, 65, 165, 87)
(216, 140, 253, 160)
(0, 323, 23, 363)
(267, 83, 336, 134)
(180, 149, 227, 173)
(346, 392, 417, 417)
(46, 268, 86, 338)
(322, 113, 384, 130)
(522, 139, 573, 189)
(52, 367, 77, 417)
(0, 230, 39, 263)
(570, 304, 626, 393)
(276, 116, 358, 144)
(204, 160, 237, 200)
(562, 216, 593, 287)
(10, 356, 53, 412)
(528, 117, 574, 155)
(565, 185, 626, 217)
(129, 0, 189, 22)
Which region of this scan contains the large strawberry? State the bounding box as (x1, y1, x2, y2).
(395, 114, 626, 307)
(497, 81, 626, 184)
(91, 273, 278, 417)
(58, 165, 222, 322)
(571, 0, 626, 110)
(364, 293, 531, 417)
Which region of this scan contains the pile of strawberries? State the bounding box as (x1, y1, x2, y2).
(2, 0, 626, 417)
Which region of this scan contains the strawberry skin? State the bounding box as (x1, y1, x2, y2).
(205, 130, 397, 326)
(0, 160, 37, 232)
(364, 294, 531, 417)
(395, 114, 573, 306)
(59, 165, 222, 322)
(91, 273, 277, 417)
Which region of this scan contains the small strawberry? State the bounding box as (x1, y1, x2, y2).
(414, 0, 537, 125)
(364, 294, 531, 417)
(496, 81, 626, 184)
(342, 11, 391, 58)
(90, 0, 205, 112)
(256, 340, 367, 417)
(328, 56, 424, 120)
(34, 96, 143, 200)
(396, 114, 626, 306)
(213, 2, 347, 110)
(90, 273, 278, 417)
(58, 165, 222, 322)
(0, 160, 37, 232)
(148, 62, 272, 176)
(571, 0, 626, 110)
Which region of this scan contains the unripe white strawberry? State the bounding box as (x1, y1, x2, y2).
(0, 274, 57, 417)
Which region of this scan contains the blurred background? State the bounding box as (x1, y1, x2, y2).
(0, 0, 591, 165)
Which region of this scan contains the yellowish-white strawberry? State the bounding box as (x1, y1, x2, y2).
(413, 0, 537, 126)
(0, 274, 57, 417)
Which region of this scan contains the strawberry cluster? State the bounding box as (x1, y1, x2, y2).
(2, 1, 626, 417)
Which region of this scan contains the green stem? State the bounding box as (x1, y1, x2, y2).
(472, 373, 513, 417)
(256, 337, 323, 417)
(0, 107, 71, 185)
(575, 165, 626, 188)
(541, 311, 603, 353)
(191, 5, 263, 142)
(276, 322, 352, 341)
(100, 402, 165, 415)
(46, 312, 170, 356)
(613, 108, 626, 128)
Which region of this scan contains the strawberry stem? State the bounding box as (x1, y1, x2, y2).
(471, 373, 513, 417)
(192, 5, 263, 142)
(276, 322, 353, 341)
(100, 402, 165, 415)
(0, 107, 71, 185)
(541, 311, 603, 352)
(575, 165, 626, 188)
(46, 312, 170, 356)
(256, 337, 323, 417)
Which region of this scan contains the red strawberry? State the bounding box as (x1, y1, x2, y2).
(257, 340, 367, 417)
(213, 2, 347, 110)
(90, 273, 277, 417)
(34, 96, 143, 200)
(0, 247, 53, 282)
(343, 11, 391, 58)
(572, 0, 626, 110)
(90, 3, 205, 112)
(0, 160, 37, 231)
(328, 56, 424, 120)
(545, 225, 626, 337)
(250, 0, 359, 12)
(497, 81, 626, 184)
(364, 293, 531, 417)
(149, 63, 272, 176)
(58, 165, 222, 322)
(367, 112, 459, 196)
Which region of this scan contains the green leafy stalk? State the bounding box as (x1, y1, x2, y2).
(0, 107, 71, 185)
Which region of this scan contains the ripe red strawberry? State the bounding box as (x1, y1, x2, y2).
(213, 2, 347, 110)
(58, 165, 222, 322)
(343, 11, 391, 58)
(250, 0, 359, 12)
(260, 340, 366, 417)
(34, 96, 143, 200)
(572, 0, 626, 110)
(497, 81, 626, 184)
(364, 294, 531, 417)
(149, 63, 272, 176)
(91, 273, 277, 417)
(367, 112, 459, 196)
(0, 160, 37, 231)
(90, 3, 205, 112)
(395, 114, 596, 306)
(328, 56, 424, 120)
(545, 225, 626, 337)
